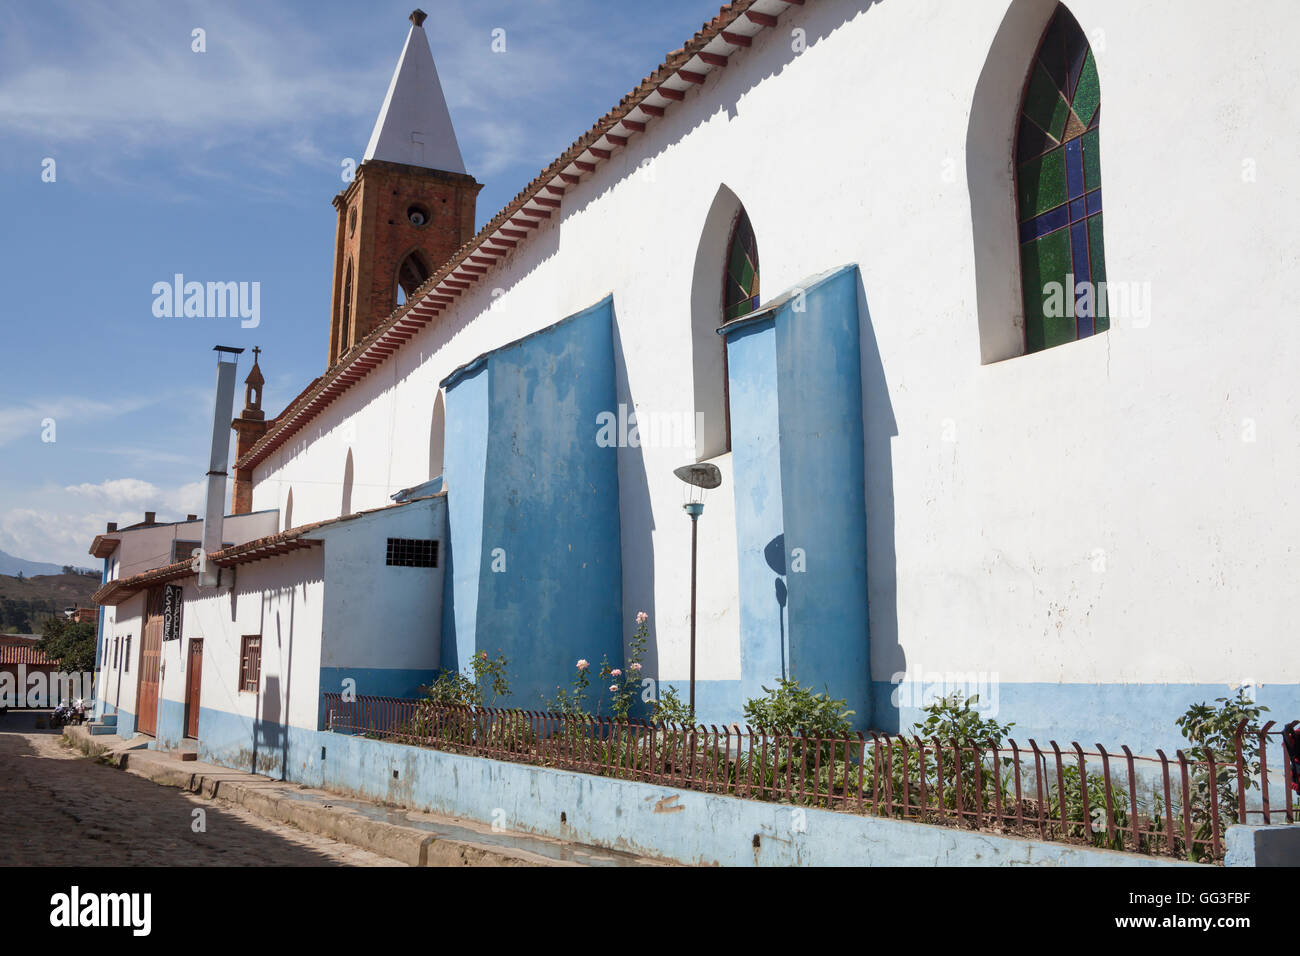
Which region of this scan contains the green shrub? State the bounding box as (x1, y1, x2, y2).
(1176, 687, 1268, 859)
(875, 692, 1014, 819)
(742, 678, 854, 737)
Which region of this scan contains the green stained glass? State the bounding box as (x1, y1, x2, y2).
(1072, 50, 1100, 126)
(1022, 62, 1071, 142)
(723, 209, 759, 321)
(1021, 228, 1073, 351)
(1082, 127, 1101, 191)
(1016, 4, 1108, 353)
(1018, 147, 1068, 221)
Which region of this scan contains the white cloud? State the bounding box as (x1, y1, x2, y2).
(0, 478, 208, 567)
(0, 392, 187, 448)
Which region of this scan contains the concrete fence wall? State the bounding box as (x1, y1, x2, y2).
(201, 721, 1214, 866)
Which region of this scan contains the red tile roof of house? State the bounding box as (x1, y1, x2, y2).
(235, 0, 806, 472)
(0, 642, 55, 666)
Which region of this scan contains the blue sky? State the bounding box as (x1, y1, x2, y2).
(0, 0, 724, 567)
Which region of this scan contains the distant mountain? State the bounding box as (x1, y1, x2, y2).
(0, 570, 101, 633)
(0, 550, 81, 577)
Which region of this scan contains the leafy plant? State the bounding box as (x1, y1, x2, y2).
(650, 684, 695, 726)
(742, 678, 854, 737)
(739, 679, 856, 803)
(1045, 764, 1130, 850)
(421, 649, 510, 708)
(1176, 688, 1268, 859)
(546, 657, 593, 718)
(597, 611, 650, 721)
(875, 693, 1015, 820)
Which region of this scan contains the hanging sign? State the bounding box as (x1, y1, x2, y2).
(163, 584, 184, 641)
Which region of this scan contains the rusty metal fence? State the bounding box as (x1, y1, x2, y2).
(322, 693, 1296, 863)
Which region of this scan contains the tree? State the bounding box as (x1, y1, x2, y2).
(38, 617, 97, 673)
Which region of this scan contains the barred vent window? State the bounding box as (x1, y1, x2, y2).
(386, 537, 438, 568)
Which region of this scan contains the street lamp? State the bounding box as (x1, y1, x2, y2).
(672, 461, 722, 717)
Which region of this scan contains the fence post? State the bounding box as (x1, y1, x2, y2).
(1028, 739, 1047, 840)
(1047, 741, 1068, 840)
(1096, 743, 1118, 849)
(1233, 718, 1248, 825)
(1258, 721, 1275, 825)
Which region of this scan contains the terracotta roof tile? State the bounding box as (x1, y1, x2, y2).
(0, 643, 55, 666)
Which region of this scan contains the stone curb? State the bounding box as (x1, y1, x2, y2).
(64, 725, 564, 867)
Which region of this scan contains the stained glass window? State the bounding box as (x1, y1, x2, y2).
(723, 209, 760, 321)
(1016, 4, 1107, 352)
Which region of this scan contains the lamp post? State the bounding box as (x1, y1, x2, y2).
(672, 462, 722, 717)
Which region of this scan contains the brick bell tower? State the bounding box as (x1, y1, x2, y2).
(327, 9, 482, 368)
(231, 347, 268, 515)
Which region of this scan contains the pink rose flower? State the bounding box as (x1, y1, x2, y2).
(609, 685, 619, 693)
(636, 611, 648, 624)
(630, 662, 642, 672)
(576, 659, 589, 671)
(611, 669, 622, 677)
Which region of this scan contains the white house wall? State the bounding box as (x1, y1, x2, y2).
(318, 497, 446, 702)
(187, 551, 325, 776)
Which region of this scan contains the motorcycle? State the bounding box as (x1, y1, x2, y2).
(50, 700, 71, 728)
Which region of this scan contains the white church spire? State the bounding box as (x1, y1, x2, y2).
(363, 9, 467, 174)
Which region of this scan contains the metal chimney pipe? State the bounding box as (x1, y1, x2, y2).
(199, 346, 244, 587)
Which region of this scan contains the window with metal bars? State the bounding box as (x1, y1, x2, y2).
(239, 635, 261, 693)
(385, 537, 438, 568)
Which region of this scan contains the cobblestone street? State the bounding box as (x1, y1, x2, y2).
(0, 712, 400, 866)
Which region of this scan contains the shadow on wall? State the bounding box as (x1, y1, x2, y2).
(966, 0, 1059, 365)
(255, 674, 283, 776)
(611, 313, 658, 691)
(342, 449, 355, 516)
(856, 271, 903, 732)
(763, 533, 788, 679)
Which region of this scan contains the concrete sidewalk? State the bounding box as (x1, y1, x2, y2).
(64, 725, 663, 867)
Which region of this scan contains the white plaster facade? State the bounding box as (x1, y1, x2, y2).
(243, 0, 1300, 714)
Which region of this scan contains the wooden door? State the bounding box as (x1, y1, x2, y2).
(136, 588, 164, 736)
(184, 639, 203, 739)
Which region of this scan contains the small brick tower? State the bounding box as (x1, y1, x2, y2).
(326, 9, 482, 368)
(230, 347, 268, 515)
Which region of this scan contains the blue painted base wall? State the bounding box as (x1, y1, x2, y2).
(154, 698, 187, 751)
(317, 667, 438, 728)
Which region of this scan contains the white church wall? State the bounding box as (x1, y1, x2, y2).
(249, 0, 1300, 743)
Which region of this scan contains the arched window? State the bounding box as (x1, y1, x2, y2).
(396, 250, 430, 306)
(341, 258, 354, 350)
(429, 390, 445, 481)
(341, 449, 354, 516)
(723, 209, 760, 321)
(1015, 4, 1106, 353)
